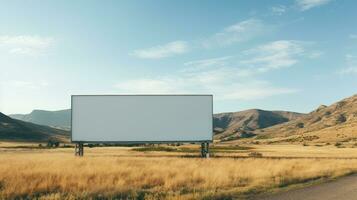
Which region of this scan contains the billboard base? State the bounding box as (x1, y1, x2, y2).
(75, 143, 84, 156)
(73, 142, 210, 158)
(201, 142, 209, 158)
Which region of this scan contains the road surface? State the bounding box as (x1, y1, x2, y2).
(255, 174, 357, 200)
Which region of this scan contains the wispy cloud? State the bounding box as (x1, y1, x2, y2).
(339, 54, 357, 75)
(114, 58, 297, 101)
(0, 35, 54, 56)
(131, 19, 270, 59)
(182, 56, 232, 72)
(349, 34, 357, 40)
(240, 40, 305, 72)
(184, 40, 318, 75)
(6, 80, 49, 89)
(308, 51, 323, 58)
(184, 56, 232, 67)
(114, 79, 177, 93)
(130, 40, 189, 59)
(201, 19, 270, 48)
(295, 0, 331, 11)
(271, 5, 287, 15)
(125, 37, 315, 100)
(340, 67, 357, 74)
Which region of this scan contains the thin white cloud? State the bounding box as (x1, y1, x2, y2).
(115, 78, 297, 101)
(349, 34, 357, 40)
(339, 54, 357, 75)
(340, 67, 357, 74)
(125, 38, 316, 99)
(6, 80, 49, 89)
(271, 5, 287, 15)
(0, 35, 54, 56)
(114, 65, 297, 101)
(201, 19, 270, 48)
(220, 84, 296, 101)
(131, 18, 270, 58)
(114, 79, 177, 93)
(130, 40, 189, 59)
(9, 48, 38, 56)
(240, 40, 305, 72)
(184, 56, 231, 67)
(182, 56, 232, 72)
(295, 0, 331, 11)
(183, 40, 318, 75)
(308, 51, 323, 58)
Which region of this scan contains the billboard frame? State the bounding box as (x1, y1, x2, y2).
(70, 94, 213, 144)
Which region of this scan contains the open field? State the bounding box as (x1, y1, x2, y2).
(2, 143, 357, 199)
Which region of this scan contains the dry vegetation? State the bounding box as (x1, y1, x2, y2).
(1, 145, 357, 199)
(251, 95, 357, 144)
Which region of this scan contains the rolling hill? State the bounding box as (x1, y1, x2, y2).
(10, 109, 71, 130)
(0, 112, 69, 142)
(213, 109, 304, 141)
(255, 94, 357, 144)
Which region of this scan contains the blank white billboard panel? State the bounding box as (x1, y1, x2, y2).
(71, 95, 213, 142)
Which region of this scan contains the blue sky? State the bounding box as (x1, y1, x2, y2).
(0, 0, 357, 114)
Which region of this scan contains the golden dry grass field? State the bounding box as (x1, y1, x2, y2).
(2, 142, 357, 199)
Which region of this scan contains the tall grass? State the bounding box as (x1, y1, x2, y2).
(1, 151, 357, 199)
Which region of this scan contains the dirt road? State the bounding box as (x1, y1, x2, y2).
(256, 174, 357, 200)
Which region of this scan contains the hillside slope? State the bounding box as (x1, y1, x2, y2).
(255, 94, 357, 144)
(214, 109, 304, 140)
(10, 109, 71, 130)
(0, 112, 69, 142)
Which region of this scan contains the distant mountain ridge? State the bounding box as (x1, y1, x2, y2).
(0, 112, 69, 142)
(213, 109, 305, 141)
(10, 109, 71, 130)
(10, 108, 304, 142)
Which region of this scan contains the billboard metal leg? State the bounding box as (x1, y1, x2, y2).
(206, 142, 209, 158)
(75, 143, 84, 156)
(201, 143, 205, 157)
(201, 143, 209, 158)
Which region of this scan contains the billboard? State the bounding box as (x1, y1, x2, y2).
(71, 95, 213, 143)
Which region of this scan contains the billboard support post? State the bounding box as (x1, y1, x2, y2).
(201, 142, 209, 158)
(206, 142, 209, 158)
(75, 143, 83, 156)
